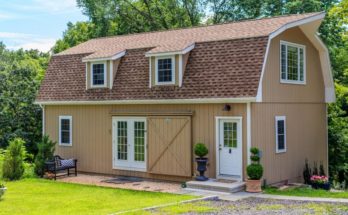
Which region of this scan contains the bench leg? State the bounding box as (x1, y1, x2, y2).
(75, 166, 77, 176)
(54, 172, 56, 180)
(68, 168, 70, 176)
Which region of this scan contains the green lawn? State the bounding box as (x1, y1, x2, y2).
(0, 178, 195, 215)
(264, 187, 348, 199)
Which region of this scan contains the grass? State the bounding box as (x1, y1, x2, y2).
(264, 187, 348, 199)
(0, 178, 195, 215)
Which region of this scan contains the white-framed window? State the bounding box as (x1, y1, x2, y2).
(90, 62, 107, 87)
(280, 41, 306, 84)
(59, 116, 72, 146)
(155, 56, 175, 85)
(275, 116, 286, 153)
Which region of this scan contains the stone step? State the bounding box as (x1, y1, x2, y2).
(186, 179, 246, 193)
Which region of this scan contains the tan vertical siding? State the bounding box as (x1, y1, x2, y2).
(262, 27, 325, 103)
(251, 103, 327, 184)
(45, 103, 247, 181)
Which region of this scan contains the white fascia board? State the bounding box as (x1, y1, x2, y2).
(256, 12, 326, 102)
(35, 97, 256, 105)
(82, 50, 126, 62)
(145, 43, 195, 57)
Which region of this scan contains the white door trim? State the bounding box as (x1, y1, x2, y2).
(215, 116, 243, 181)
(112, 117, 147, 172)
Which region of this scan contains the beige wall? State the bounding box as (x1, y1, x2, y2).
(45, 103, 247, 181)
(253, 27, 328, 184)
(251, 103, 327, 184)
(262, 27, 325, 103)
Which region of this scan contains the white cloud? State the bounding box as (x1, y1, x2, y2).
(0, 32, 34, 39)
(0, 31, 56, 52)
(8, 38, 56, 52)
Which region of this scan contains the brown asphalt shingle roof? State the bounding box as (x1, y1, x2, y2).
(37, 12, 323, 102)
(56, 12, 321, 60)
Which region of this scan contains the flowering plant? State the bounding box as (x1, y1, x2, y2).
(310, 175, 328, 184)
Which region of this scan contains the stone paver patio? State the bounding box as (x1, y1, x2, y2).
(58, 173, 183, 193)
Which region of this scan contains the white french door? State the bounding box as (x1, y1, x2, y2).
(112, 117, 147, 171)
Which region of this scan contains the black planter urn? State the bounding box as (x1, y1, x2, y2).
(195, 158, 208, 181)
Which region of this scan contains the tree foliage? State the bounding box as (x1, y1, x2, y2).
(2, 138, 27, 181)
(34, 135, 56, 177)
(0, 43, 49, 154)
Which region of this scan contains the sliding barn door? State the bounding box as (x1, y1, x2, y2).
(148, 116, 192, 177)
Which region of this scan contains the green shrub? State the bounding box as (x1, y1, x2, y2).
(194, 143, 208, 158)
(2, 138, 26, 181)
(246, 147, 263, 180)
(247, 163, 263, 180)
(34, 135, 56, 177)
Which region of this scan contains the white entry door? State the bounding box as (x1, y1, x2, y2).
(112, 117, 147, 171)
(217, 118, 242, 179)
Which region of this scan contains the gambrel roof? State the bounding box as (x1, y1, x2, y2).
(37, 12, 334, 104)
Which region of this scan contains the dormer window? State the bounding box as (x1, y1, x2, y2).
(155, 56, 175, 85)
(91, 62, 106, 87)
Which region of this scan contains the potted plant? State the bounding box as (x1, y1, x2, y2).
(0, 182, 6, 199)
(310, 175, 330, 190)
(194, 143, 209, 181)
(246, 147, 263, 193)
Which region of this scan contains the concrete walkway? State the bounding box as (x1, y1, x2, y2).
(183, 188, 348, 203)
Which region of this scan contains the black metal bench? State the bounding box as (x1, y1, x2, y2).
(45, 155, 77, 180)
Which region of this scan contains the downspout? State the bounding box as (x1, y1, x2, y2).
(247, 102, 251, 165)
(39, 104, 45, 136)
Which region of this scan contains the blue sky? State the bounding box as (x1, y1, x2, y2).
(0, 0, 87, 52)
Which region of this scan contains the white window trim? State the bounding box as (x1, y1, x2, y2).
(275, 116, 286, 153)
(90, 61, 107, 88)
(155, 56, 175, 85)
(59, 116, 72, 146)
(280, 40, 306, 85)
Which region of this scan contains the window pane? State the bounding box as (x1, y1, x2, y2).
(299, 48, 304, 81)
(60, 118, 70, 144)
(157, 58, 172, 83)
(278, 134, 285, 150)
(117, 121, 128, 160)
(281, 44, 287, 80)
(287, 46, 298, 81)
(61, 119, 70, 131)
(92, 64, 105, 85)
(223, 122, 237, 148)
(277, 120, 284, 134)
(134, 121, 145, 162)
(61, 131, 70, 143)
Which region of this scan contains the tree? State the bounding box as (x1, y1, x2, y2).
(52, 22, 97, 54)
(0, 45, 49, 154)
(2, 138, 27, 180)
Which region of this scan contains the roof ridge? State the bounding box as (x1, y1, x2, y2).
(89, 12, 324, 41)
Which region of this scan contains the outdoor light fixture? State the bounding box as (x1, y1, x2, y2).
(223, 104, 231, 111)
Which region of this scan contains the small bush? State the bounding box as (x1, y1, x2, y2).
(246, 147, 263, 180)
(194, 143, 208, 158)
(34, 135, 56, 177)
(0, 181, 5, 199)
(247, 164, 263, 180)
(2, 138, 26, 181)
(250, 147, 259, 155)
